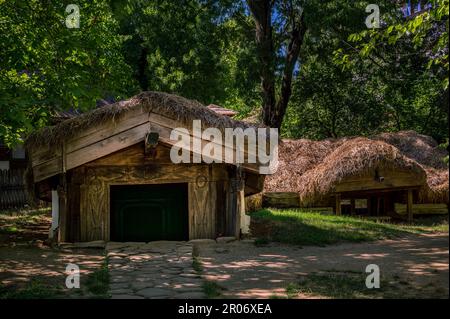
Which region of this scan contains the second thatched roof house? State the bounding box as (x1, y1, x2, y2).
(264, 131, 449, 220)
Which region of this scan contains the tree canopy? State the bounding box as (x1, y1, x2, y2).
(0, 0, 448, 147)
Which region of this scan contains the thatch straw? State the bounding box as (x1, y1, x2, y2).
(25, 91, 254, 150)
(265, 131, 448, 205)
(373, 131, 449, 204)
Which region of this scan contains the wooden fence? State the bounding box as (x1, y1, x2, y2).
(0, 169, 28, 210)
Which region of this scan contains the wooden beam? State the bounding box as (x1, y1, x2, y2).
(350, 198, 355, 216)
(66, 123, 150, 170)
(376, 197, 381, 216)
(335, 169, 424, 193)
(407, 189, 413, 223)
(57, 184, 67, 242)
(335, 194, 341, 216)
(33, 157, 62, 182)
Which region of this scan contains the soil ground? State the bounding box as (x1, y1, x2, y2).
(0, 209, 448, 299)
(196, 233, 449, 299)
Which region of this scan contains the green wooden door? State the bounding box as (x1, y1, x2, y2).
(110, 184, 188, 242)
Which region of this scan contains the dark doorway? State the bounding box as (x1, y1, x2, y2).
(110, 184, 188, 242)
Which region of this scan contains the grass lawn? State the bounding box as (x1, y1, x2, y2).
(278, 270, 446, 299)
(250, 208, 448, 246)
(0, 259, 110, 299)
(0, 207, 51, 243)
(0, 208, 109, 299)
(0, 279, 61, 299)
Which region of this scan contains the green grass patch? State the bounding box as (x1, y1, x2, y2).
(254, 237, 270, 246)
(202, 281, 224, 299)
(0, 226, 19, 234)
(85, 257, 110, 298)
(0, 279, 59, 299)
(0, 207, 51, 234)
(192, 257, 203, 273)
(286, 283, 300, 299)
(285, 272, 421, 299)
(251, 208, 448, 246)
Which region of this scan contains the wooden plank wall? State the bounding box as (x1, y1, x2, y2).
(0, 169, 27, 210)
(188, 181, 217, 239)
(65, 146, 231, 241)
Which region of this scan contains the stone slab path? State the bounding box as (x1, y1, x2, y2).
(107, 241, 205, 299)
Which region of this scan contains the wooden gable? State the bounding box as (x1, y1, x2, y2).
(29, 108, 262, 183)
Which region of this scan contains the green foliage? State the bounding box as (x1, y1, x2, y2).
(0, 0, 138, 146)
(1, 0, 447, 145)
(110, 0, 260, 112)
(282, 1, 389, 139)
(329, 0, 449, 142)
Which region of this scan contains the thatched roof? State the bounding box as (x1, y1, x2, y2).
(207, 104, 238, 117)
(374, 131, 449, 204)
(26, 91, 254, 150)
(265, 131, 449, 205)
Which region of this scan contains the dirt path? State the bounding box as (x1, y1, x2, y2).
(1, 233, 447, 299)
(0, 245, 104, 298)
(197, 233, 449, 298)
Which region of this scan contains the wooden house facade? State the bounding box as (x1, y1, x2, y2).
(25, 92, 265, 242)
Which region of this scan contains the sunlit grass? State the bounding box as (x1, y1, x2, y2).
(250, 208, 448, 246)
(0, 207, 51, 235)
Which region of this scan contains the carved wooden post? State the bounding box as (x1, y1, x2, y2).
(407, 189, 413, 223)
(57, 183, 67, 242)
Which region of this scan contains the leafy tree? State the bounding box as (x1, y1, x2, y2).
(333, 0, 449, 142)
(1, 0, 447, 146)
(110, 0, 260, 110)
(246, 0, 307, 129)
(0, 0, 137, 146)
(282, 1, 386, 138)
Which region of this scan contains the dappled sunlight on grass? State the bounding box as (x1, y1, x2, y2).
(250, 208, 449, 246)
(0, 246, 105, 299)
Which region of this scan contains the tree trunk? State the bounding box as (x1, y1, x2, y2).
(138, 46, 149, 91)
(247, 0, 276, 126)
(247, 0, 306, 129)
